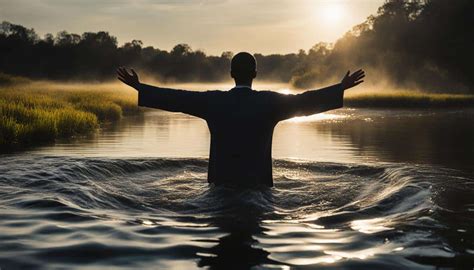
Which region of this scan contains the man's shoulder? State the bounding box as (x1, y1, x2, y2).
(203, 89, 282, 99)
(205, 89, 227, 95)
(204, 89, 271, 95)
(253, 90, 286, 100)
(255, 90, 279, 95)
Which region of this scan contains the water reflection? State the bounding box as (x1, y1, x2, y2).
(284, 113, 347, 123)
(31, 108, 474, 174)
(42, 110, 210, 157)
(256, 220, 407, 267)
(195, 187, 285, 269)
(314, 109, 474, 172)
(196, 218, 275, 269)
(350, 217, 394, 234)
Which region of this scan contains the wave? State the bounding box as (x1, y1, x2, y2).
(0, 156, 460, 220)
(0, 155, 473, 269)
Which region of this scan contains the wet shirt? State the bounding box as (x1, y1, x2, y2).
(138, 84, 344, 187)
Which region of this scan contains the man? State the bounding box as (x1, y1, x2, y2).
(117, 52, 365, 187)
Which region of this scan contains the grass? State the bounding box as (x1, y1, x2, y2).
(0, 80, 139, 148)
(344, 91, 474, 108)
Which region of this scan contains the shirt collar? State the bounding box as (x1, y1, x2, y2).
(234, 85, 252, 89)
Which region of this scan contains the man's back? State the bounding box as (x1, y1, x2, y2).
(137, 84, 345, 186)
(205, 87, 278, 186)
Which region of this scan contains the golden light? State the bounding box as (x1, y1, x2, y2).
(320, 3, 345, 23)
(285, 113, 347, 123)
(350, 217, 394, 234)
(278, 89, 293, 95)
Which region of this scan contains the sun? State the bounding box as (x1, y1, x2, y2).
(321, 4, 345, 23)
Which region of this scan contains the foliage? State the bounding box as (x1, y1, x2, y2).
(292, 0, 474, 92)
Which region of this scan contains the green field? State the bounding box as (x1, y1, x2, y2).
(0, 80, 139, 147)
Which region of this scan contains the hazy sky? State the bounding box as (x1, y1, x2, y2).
(0, 0, 384, 55)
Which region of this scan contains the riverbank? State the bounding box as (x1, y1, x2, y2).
(0, 82, 139, 147)
(345, 91, 474, 108)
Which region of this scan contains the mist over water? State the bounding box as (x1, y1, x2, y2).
(1, 108, 473, 269)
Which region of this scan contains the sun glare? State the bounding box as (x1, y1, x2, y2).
(320, 4, 345, 23)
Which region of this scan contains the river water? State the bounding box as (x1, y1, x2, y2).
(1, 107, 473, 269)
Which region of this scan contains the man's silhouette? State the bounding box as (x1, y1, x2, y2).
(117, 52, 364, 187)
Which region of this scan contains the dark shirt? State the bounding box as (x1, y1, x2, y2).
(137, 84, 344, 186)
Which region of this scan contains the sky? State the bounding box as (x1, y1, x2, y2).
(0, 0, 385, 55)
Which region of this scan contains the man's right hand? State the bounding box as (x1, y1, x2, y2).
(117, 67, 140, 89)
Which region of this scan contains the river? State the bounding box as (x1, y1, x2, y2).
(1, 107, 473, 269)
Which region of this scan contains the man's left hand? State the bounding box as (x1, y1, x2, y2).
(341, 69, 365, 90)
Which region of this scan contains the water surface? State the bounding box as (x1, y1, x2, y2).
(1, 108, 473, 269)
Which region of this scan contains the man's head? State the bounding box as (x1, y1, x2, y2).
(231, 52, 257, 85)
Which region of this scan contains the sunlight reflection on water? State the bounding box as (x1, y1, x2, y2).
(285, 113, 348, 123)
(260, 221, 405, 266)
(350, 218, 394, 234)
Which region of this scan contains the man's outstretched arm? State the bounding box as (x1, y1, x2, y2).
(273, 69, 365, 121)
(117, 67, 209, 118)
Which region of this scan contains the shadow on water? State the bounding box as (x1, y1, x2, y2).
(193, 186, 286, 269)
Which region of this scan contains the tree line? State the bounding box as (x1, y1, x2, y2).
(0, 0, 472, 92)
(292, 0, 473, 92)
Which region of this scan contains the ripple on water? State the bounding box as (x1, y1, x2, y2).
(0, 156, 473, 269)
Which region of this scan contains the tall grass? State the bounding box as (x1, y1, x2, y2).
(0, 80, 139, 147)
